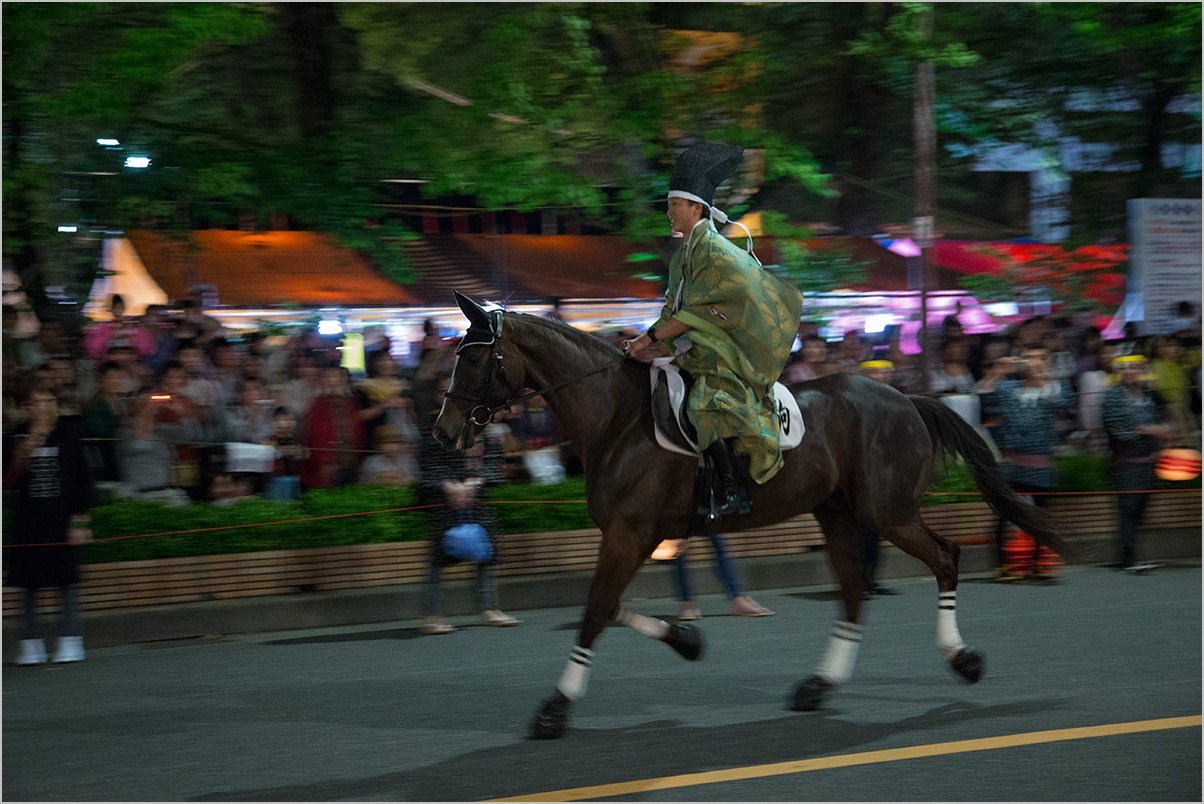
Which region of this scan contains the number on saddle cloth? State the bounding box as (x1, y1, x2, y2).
(648, 363, 804, 457)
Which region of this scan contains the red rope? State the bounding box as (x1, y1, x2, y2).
(921, 488, 1201, 497)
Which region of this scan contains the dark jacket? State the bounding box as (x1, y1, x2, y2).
(3, 419, 96, 589)
(418, 429, 505, 567)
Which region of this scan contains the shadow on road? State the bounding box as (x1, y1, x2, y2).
(189, 696, 1073, 801)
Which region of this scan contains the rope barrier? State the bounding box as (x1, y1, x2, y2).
(4, 488, 1197, 548)
(920, 488, 1201, 496)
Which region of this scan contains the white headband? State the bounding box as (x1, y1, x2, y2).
(667, 191, 760, 266)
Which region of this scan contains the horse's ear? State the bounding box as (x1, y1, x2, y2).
(454, 290, 492, 331)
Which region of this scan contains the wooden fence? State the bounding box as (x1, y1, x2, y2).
(4, 493, 1199, 616)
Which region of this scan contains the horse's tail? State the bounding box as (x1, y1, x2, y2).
(908, 395, 1077, 560)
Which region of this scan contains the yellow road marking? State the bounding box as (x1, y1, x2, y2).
(491, 715, 1201, 802)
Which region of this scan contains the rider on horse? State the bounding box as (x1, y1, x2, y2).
(625, 142, 804, 518)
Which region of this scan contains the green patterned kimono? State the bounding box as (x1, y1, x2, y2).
(655, 223, 804, 483)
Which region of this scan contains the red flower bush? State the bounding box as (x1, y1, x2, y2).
(965, 243, 1129, 311)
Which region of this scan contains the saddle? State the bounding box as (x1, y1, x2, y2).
(649, 361, 805, 457)
(649, 361, 806, 537)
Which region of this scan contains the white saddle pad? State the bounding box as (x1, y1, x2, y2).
(650, 361, 805, 457)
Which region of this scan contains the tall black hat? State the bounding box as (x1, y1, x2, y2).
(667, 142, 745, 209)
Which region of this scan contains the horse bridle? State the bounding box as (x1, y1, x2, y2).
(443, 311, 623, 428)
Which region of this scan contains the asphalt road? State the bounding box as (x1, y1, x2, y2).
(3, 561, 1200, 802)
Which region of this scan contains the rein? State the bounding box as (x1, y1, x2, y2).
(445, 321, 625, 427)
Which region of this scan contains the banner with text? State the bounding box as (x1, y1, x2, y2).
(1127, 198, 1202, 335)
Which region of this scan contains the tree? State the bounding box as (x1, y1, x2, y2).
(2, 3, 271, 313)
(935, 3, 1201, 242)
(4, 4, 689, 305)
(5, 2, 1196, 318)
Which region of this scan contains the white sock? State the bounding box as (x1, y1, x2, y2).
(556, 646, 594, 701)
(816, 621, 862, 684)
(937, 592, 966, 656)
(615, 607, 671, 640)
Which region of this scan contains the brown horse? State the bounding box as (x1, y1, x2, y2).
(434, 292, 1069, 739)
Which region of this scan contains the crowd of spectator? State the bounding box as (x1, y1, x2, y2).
(4, 294, 1202, 513)
(2, 292, 588, 509)
(780, 308, 1203, 454)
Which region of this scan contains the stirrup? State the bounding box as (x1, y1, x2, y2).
(709, 484, 750, 520)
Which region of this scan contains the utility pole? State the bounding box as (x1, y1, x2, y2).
(912, 4, 937, 393)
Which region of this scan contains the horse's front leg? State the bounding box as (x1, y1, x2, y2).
(793, 506, 867, 712)
(530, 531, 697, 739)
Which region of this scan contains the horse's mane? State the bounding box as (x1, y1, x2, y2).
(504, 311, 625, 363)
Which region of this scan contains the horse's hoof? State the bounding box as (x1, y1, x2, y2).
(790, 675, 834, 712)
(665, 622, 704, 661)
(529, 693, 572, 739)
(950, 647, 985, 684)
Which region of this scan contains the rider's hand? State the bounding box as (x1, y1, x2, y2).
(624, 333, 663, 362)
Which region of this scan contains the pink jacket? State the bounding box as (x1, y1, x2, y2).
(85, 322, 157, 361)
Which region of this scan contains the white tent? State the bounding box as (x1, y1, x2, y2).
(83, 237, 169, 320)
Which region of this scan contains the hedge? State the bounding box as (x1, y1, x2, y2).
(16, 486, 427, 565)
(4, 454, 1196, 565)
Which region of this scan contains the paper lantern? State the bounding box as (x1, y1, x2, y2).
(1155, 448, 1202, 482)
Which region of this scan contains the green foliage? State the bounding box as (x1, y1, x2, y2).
(1056, 453, 1109, 492)
(8, 451, 1197, 566)
(5, 2, 1199, 311)
(485, 477, 594, 534)
(75, 485, 427, 564)
(955, 273, 1015, 305)
(759, 211, 814, 239)
(922, 459, 985, 506)
(772, 240, 871, 295)
(751, 133, 836, 199)
(846, 3, 981, 70)
(624, 251, 666, 282)
(5, 481, 600, 566)
(923, 451, 1201, 506)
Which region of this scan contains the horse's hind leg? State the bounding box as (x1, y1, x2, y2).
(792, 505, 869, 712)
(877, 518, 985, 684)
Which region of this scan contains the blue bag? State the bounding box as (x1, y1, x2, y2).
(442, 522, 494, 563)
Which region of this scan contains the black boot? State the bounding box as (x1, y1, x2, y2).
(704, 439, 750, 519)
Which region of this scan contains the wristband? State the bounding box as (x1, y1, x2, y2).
(646, 326, 659, 343)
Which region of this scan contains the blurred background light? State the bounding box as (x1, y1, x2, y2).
(881, 238, 922, 258)
(863, 314, 892, 334)
(96, 138, 120, 146)
(317, 319, 343, 336)
(983, 302, 1020, 317)
(57, 225, 78, 233)
(124, 156, 151, 169)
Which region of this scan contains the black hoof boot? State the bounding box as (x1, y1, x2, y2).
(665, 622, 704, 661)
(790, 675, 834, 712)
(950, 647, 985, 684)
(529, 692, 572, 740)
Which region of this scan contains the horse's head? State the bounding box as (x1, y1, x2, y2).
(432, 291, 524, 451)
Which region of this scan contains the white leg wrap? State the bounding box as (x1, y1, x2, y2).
(937, 591, 966, 657)
(615, 607, 670, 640)
(556, 646, 594, 701)
(816, 621, 862, 685)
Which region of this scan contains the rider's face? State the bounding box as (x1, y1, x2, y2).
(666, 198, 703, 236)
